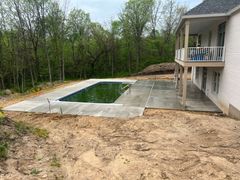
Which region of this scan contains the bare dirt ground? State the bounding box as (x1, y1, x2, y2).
(1, 75, 240, 180)
(1, 110, 240, 180)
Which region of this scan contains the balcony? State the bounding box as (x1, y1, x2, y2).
(175, 47, 225, 67)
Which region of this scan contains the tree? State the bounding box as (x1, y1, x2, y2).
(38, 0, 53, 84)
(109, 21, 121, 76)
(121, 0, 154, 70)
(47, 2, 66, 81)
(0, 0, 187, 92)
(162, 0, 187, 41)
(150, 0, 163, 38)
(86, 23, 112, 76)
(67, 9, 90, 78)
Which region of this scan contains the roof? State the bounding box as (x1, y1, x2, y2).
(185, 0, 240, 16)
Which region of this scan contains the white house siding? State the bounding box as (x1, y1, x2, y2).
(219, 11, 240, 114)
(193, 67, 203, 90)
(198, 20, 223, 47)
(192, 11, 240, 116)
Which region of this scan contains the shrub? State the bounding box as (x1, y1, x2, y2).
(0, 142, 8, 160)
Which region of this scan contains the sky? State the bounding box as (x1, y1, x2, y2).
(64, 0, 202, 25)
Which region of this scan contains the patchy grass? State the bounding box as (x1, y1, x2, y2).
(0, 118, 5, 125)
(0, 113, 48, 166)
(0, 142, 8, 160)
(30, 168, 41, 176)
(50, 154, 61, 168)
(15, 121, 31, 134)
(0, 111, 8, 160)
(32, 128, 49, 139)
(14, 121, 49, 139)
(0, 111, 5, 124)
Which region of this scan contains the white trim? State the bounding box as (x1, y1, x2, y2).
(228, 4, 240, 15)
(182, 13, 227, 19)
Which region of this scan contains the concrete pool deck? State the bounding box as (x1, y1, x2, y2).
(3, 79, 221, 118)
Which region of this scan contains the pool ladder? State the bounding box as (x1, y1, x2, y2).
(121, 84, 131, 94)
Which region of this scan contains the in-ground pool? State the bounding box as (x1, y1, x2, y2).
(59, 82, 129, 103)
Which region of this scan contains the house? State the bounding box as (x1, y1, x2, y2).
(174, 0, 240, 119)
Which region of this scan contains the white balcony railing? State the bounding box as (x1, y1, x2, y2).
(175, 47, 225, 62)
(175, 48, 185, 61)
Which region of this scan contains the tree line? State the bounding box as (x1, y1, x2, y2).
(0, 0, 186, 92)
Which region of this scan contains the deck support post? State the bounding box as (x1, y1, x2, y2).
(179, 66, 183, 96)
(191, 67, 194, 82)
(175, 64, 179, 88)
(182, 66, 188, 107)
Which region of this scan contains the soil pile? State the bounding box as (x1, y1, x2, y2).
(137, 63, 175, 75)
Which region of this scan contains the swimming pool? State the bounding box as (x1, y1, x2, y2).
(59, 82, 129, 103)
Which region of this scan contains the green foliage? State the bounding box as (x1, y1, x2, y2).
(15, 121, 49, 139)
(15, 121, 31, 134)
(30, 168, 41, 176)
(32, 128, 49, 139)
(51, 154, 61, 167)
(0, 0, 185, 91)
(0, 142, 8, 160)
(0, 91, 4, 96)
(0, 111, 5, 124)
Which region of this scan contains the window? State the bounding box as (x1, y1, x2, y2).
(197, 35, 202, 47)
(196, 67, 200, 80)
(212, 72, 220, 94)
(208, 31, 212, 46)
(218, 22, 226, 46)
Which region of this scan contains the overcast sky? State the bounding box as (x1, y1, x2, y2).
(63, 0, 202, 25)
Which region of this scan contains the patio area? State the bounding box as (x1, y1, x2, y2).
(3, 79, 221, 118)
(118, 80, 221, 112)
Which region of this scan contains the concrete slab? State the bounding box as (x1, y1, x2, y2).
(3, 101, 45, 112)
(146, 96, 183, 109)
(115, 80, 154, 107)
(150, 89, 178, 98)
(3, 79, 222, 118)
(153, 81, 176, 90)
(3, 79, 144, 118)
(185, 100, 221, 112)
(146, 80, 221, 112)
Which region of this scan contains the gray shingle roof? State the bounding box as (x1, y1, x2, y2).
(185, 0, 240, 16)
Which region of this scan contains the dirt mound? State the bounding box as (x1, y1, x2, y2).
(137, 62, 176, 75)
